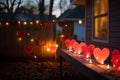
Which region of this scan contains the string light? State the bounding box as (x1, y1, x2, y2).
(27, 33, 30, 36)
(30, 22, 33, 25)
(36, 20, 39, 24)
(18, 37, 22, 41)
(78, 20, 82, 24)
(47, 48, 50, 52)
(23, 21, 27, 25)
(5, 22, 9, 26)
(30, 38, 34, 42)
(18, 21, 21, 24)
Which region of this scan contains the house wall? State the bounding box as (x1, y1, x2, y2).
(86, 0, 120, 51)
(74, 22, 85, 42)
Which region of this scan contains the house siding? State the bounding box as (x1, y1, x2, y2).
(86, 0, 120, 50)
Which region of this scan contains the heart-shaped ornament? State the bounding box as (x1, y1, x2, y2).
(111, 49, 120, 72)
(82, 44, 95, 58)
(93, 48, 110, 64)
(24, 45, 34, 55)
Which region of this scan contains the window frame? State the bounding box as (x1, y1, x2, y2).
(92, 0, 109, 43)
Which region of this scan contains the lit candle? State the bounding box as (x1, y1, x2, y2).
(101, 61, 104, 64)
(78, 51, 81, 54)
(74, 51, 77, 54)
(89, 59, 93, 64)
(69, 47, 73, 51)
(106, 65, 110, 69)
(86, 54, 90, 58)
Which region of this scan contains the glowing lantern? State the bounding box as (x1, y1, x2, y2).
(111, 49, 120, 72)
(24, 45, 34, 55)
(93, 48, 110, 64)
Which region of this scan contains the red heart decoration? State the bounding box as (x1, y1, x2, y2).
(49, 45, 57, 52)
(58, 21, 65, 27)
(82, 46, 93, 58)
(24, 45, 34, 55)
(45, 22, 51, 28)
(111, 49, 120, 72)
(73, 41, 81, 53)
(93, 48, 110, 64)
(16, 30, 25, 38)
(61, 34, 68, 41)
(65, 39, 71, 48)
(38, 40, 46, 46)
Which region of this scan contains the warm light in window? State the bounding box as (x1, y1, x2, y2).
(0, 22, 1, 25)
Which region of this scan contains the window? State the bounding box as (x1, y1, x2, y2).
(93, 0, 108, 41)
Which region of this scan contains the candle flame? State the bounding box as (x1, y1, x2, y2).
(106, 65, 110, 69)
(89, 59, 93, 64)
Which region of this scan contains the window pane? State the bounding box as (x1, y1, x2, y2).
(94, 16, 108, 39)
(94, 0, 108, 16)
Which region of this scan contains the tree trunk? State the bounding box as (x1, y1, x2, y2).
(49, 0, 54, 21)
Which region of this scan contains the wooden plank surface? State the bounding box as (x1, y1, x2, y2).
(60, 49, 114, 80)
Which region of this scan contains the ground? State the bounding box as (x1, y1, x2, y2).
(0, 59, 88, 80)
